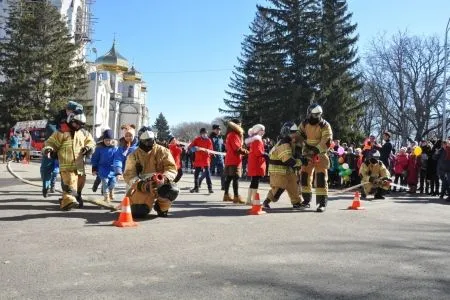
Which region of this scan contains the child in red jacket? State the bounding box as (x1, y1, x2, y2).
(188, 128, 213, 193)
(393, 147, 409, 192)
(168, 136, 183, 183)
(244, 124, 266, 205)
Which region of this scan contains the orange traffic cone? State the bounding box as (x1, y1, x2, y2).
(248, 192, 266, 215)
(347, 192, 364, 210)
(113, 197, 138, 227)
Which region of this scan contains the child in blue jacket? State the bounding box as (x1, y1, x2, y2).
(113, 124, 138, 190)
(91, 129, 118, 202)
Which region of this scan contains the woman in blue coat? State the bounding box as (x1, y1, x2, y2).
(91, 129, 118, 202)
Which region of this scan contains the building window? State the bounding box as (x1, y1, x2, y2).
(128, 86, 133, 98)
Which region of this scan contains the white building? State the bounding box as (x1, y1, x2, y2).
(89, 41, 149, 139)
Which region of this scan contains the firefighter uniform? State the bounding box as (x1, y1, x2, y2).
(299, 104, 333, 212)
(123, 127, 178, 218)
(359, 155, 391, 199)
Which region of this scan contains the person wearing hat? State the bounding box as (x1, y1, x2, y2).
(359, 150, 391, 200)
(113, 124, 139, 186)
(91, 129, 119, 203)
(245, 124, 267, 205)
(43, 113, 95, 210)
(380, 131, 393, 170)
(188, 128, 214, 193)
(393, 147, 409, 192)
(168, 135, 184, 183)
(223, 119, 248, 204)
(123, 126, 179, 218)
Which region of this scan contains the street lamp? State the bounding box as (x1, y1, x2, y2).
(92, 47, 98, 139)
(442, 18, 450, 141)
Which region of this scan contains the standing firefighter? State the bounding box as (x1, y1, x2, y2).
(123, 126, 179, 218)
(299, 103, 333, 212)
(43, 113, 95, 210)
(262, 122, 307, 210)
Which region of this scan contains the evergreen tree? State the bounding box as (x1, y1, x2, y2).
(0, 0, 87, 130)
(221, 10, 286, 138)
(315, 0, 362, 139)
(154, 112, 171, 141)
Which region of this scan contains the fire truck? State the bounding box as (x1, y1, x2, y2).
(11, 120, 47, 158)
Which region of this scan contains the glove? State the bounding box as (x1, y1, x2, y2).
(43, 147, 53, 155)
(80, 146, 92, 155)
(190, 146, 198, 153)
(311, 146, 320, 155)
(137, 179, 152, 193)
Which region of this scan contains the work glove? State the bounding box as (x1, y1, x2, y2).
(190, 146, 198, 153)
(80, 146, 92, 156)
(43, 147, 53, 155)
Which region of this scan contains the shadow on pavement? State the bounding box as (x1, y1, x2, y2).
(0, 209, 117, 224)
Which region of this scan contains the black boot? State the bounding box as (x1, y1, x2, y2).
(374, 188, 385, 200)
(92, 177, 101, 193)
(50, 186, 55, 193)
(76, 192, 84, 208)
(302, 193, 312, 207)
(42, 188, 49, 198)
(190, 187, 199, 193)
(208, 187, 214, 194)
(316, 195, 327, 213)
(154, 202, 168, 217)
(262, 199, 271, 209)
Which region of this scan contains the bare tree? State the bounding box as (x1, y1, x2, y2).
(171, 121, 211, 142)
(364, 32, 445, 144)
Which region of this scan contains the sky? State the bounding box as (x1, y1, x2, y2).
(89, 0, 450, 127)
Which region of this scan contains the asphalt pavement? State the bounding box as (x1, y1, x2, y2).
(0, 161, 449, 300)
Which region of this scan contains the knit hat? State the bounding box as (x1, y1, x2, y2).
(121, 124, 136, 139)
(400, 147, 407, 152)
(102, 129, 113, 140)
(248, 124, 265, 136)
(212, 124, 221, 130)
(168, 135, 175, 144)
(200, 128, 207, 134)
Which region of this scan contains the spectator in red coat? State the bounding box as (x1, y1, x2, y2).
(393, 147, 409, 192)
(407, 146, 421, 194)
(188, 128, 213, 193)
(244, 124, 266, 205)
(223, 119, 248, 203)
(168, 135, 183, 183)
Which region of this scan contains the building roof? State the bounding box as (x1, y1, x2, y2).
(95, 40, 129, 72)
(123, 66, 142, 82)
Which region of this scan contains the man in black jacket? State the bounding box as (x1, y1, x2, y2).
(380, 131, 393, 170)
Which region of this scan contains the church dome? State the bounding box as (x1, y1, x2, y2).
(95, 41, 129, 72)
(123, 66, 142, 82)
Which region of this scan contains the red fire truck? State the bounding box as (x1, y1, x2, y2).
(11, 120, 47, 158)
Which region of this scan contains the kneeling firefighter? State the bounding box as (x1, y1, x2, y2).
(123, 126, 179, 217)
(263, 122, 307, 210)
(359, 150, 391, 200)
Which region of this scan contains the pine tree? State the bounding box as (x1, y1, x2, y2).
(221, 9, 286, 138)
(315, 0, 362, 139)
(154, 112, 171, 142)
(259, 0, 322, 121)
(0, 0, 87, 130)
